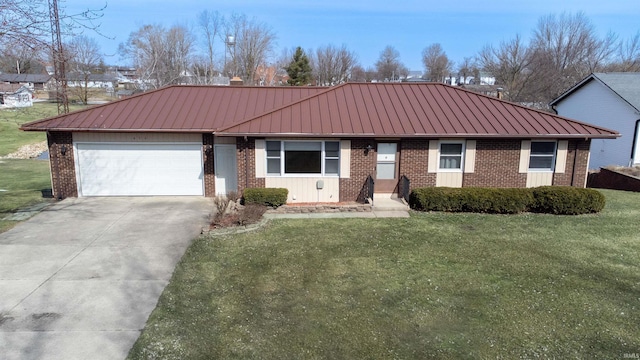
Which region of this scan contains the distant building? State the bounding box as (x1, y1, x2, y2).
(0, 74, 53, 91)
(0, 84, 33, 108)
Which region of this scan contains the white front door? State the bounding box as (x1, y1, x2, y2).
(215, 144, 238, 195)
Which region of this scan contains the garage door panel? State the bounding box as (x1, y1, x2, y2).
(76, 143, 204, 196)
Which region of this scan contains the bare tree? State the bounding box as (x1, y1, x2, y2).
(477, 34, 536, 102)
(197, 10, 223, 83)
(119, 24, 195, 89)
(66, 36, 104, 104)
(0, 42, 45, 74)
(313, 44, 359, 85)
(457, 57, 476, 85)
(530, 12, 616, 104)
(374, 45, 408, 81)
(223, 14, 276, 85)
(606, 32, 640, 72)
(422, 43, 453, 83)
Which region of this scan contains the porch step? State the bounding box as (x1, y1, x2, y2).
(371, 197, 409, 211)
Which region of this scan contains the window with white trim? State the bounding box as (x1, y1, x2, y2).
(529, 141, 556, 170)
(266, 140, 340, 176)
(438, 142, 464, 170)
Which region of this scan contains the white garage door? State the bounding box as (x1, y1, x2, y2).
(76, 143, 204, 196)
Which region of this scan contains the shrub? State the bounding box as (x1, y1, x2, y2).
(531, 186, 605, 215)
(243, 188, 288, 207)
(410, 187, 532, 214)
(409, 186, 604, 215)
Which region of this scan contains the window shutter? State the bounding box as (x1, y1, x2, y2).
(555, 140, 568, 173)
(519, 140, 531, 173)
(340, 140, 350, 178)
(428, 141, 438, 173)
(464, 140, 476, 173)
(255, 139, 265, 178)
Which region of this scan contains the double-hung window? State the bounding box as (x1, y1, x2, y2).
(438, 142, 464, 171)
(266, 140, 340, 176)
(529, 141, 556, 171)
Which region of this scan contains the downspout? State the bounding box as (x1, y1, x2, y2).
(629, 119, 640, 167)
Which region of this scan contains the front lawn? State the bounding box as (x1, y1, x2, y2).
(0, 159, 52, 232)
(0, 102, 86, 156)
(129, 189, 640, 359)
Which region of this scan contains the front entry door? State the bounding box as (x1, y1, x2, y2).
(376, 143, 398, 193)
(214, 144, 238, 196)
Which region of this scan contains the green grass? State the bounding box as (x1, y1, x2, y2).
(0, 102, 87, 232)
(128, 189, 640, 359)
(0, 159, 52, 232)
(0, 102, 86, 156)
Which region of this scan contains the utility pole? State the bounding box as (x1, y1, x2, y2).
(48, 0, 69, 114)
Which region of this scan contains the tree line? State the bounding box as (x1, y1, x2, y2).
(1, 4, 639, 109)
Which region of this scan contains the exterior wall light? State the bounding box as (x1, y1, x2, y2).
(365, 144, 373, 155)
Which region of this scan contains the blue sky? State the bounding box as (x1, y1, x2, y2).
(66, 0, 640, 71)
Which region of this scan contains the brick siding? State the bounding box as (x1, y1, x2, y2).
(203, 134, 215, 196)
(463, 139, 527, 188)
(553, 139, 590, 186)
(399, 139, 436, 188)
(236, 137, 264, 196)
(47, 131, 77, 198)
(339, 139, 376, 201)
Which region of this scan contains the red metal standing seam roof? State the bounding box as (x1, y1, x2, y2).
(217, 82, 618, 138)
(20, 85, 326, 132)
(22, 82, 618, 139)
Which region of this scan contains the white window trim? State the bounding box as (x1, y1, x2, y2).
(265, 139, 341, 177)
(528, 140, 557, 172)
(437, 140, 465, 172)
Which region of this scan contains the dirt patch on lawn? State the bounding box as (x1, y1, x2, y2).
(2, 141, 47, 159)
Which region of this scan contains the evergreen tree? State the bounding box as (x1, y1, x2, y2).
(285, 47, 312, 86)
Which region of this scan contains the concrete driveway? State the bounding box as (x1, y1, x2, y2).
(0, 197, 212, 360)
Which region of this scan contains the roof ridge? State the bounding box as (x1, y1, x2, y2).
(216, 83, 349, 132)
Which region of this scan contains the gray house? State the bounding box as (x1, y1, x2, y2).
(550, 73, 640, 169)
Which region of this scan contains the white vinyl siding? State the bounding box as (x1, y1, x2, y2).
(554, 79, 636, 169)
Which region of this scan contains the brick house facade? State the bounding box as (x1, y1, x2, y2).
(25, 83, 618, 200)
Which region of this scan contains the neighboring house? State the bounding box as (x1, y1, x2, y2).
(550, 73, 640, 168)
(0, 73, 53, 91)
(66, 73, 118, 90)
(21, 83, 618, 202)
(0, 84, 33, 108)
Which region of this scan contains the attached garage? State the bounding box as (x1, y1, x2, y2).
(73, 133, 204, 196)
